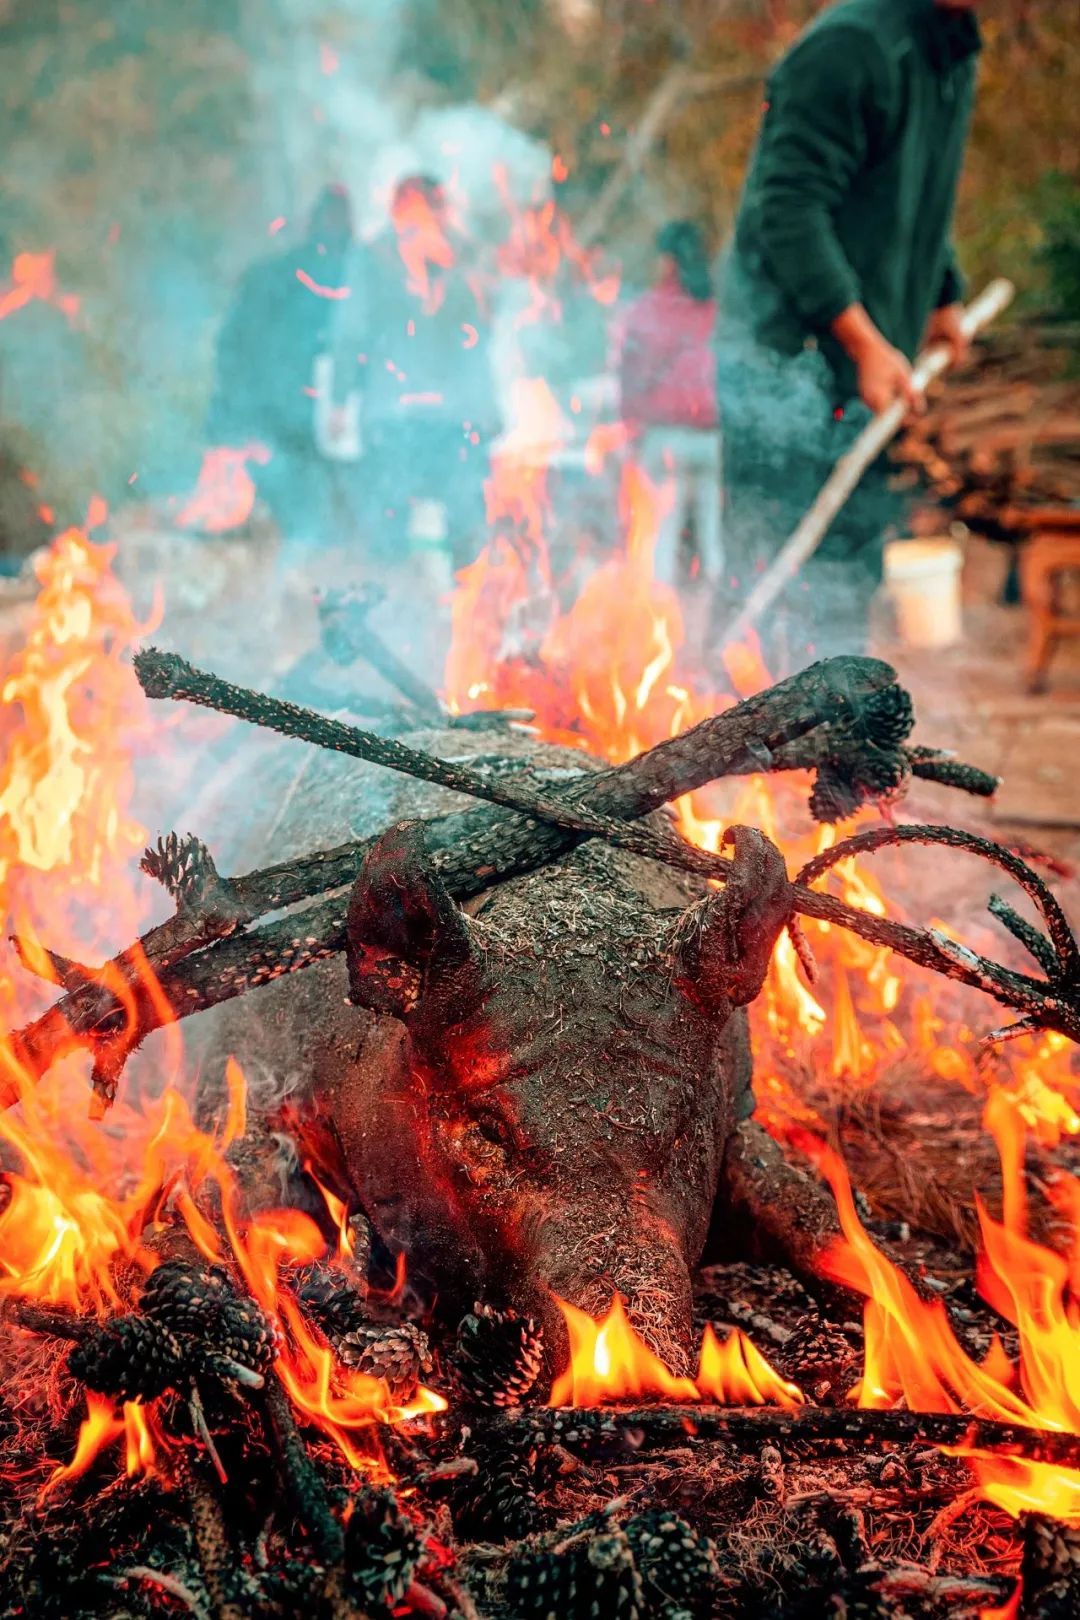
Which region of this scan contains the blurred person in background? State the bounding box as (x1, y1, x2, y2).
(615, 220, 721, 591)
(207, 184, 356, 560)
(719, 0, 981, 668)
(329, 174, 496, 586)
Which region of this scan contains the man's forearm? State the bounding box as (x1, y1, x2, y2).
(830, 303, 883, 362)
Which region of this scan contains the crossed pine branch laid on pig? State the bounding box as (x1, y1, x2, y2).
(5, 649, 1079, 1372)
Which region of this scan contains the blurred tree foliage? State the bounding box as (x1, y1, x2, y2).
(0, 0, 1076, 521)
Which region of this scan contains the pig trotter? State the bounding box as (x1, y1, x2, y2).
(719, 1119, 933, 1317)
(720, 1119, 846, 1299)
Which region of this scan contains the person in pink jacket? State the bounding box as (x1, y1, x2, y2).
(615, 221, 721, 587)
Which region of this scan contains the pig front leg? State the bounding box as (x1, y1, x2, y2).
(718, 1118, 935, 1317)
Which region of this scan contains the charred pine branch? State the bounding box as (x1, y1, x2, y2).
(907, 748, 1001, 799)
(260, 1369, 346, 1570)
(492, 1405, 1080, 1470)
(797, 823, 1080, 990)
(11, 654, 1080, 1101)
(3, 655, 890, 1099)
(988, 892, 1062, 978)
(9, 937, 96, 994)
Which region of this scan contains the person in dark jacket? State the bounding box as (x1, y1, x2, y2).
(330, 175, 496, 573)
(720, 0, 982, 667)
(207, 184, 355, 551)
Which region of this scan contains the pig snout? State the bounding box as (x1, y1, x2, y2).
(518, 1186, 696, 1377)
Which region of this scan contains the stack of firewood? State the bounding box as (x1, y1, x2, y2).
(892, 322, 1080, 541)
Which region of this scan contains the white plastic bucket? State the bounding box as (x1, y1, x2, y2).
(883, 538, 964, 650)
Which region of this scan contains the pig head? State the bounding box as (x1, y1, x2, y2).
(320, 817, 793, 1373)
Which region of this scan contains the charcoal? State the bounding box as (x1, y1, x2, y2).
(453, 1303, 544, 1408)
(335, 1321, 432, 1397)
(68, 1314, 186, 1401)
(625, 1507, 720, 1614)
(345, 1486, 422, 1606)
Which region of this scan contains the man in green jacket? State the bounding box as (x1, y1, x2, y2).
(720, 0, 982, 667)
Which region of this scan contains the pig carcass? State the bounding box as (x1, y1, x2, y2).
(197, 723, 817, 1371)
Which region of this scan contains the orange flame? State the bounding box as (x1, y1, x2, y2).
(549, 1294, 802, 1410)
(808, 1112, 1080, 1522)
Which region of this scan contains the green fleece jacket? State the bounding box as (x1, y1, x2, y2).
(727, 0, 981, 395)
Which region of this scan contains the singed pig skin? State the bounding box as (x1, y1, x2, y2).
(193, 725, 784, 1371)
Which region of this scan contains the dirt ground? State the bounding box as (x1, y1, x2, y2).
(878, 535, 1080, 871)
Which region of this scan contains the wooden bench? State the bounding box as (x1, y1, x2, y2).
(1017, 508, 1080, 693)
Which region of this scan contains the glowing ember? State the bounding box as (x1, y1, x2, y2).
(549, 1294, 802, 1409)
(0, 250, 80, 326)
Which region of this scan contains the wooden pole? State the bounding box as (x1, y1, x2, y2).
(720, 278, 1016, 648)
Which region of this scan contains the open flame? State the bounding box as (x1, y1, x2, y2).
(550, 1294, 803, 1410)
(805, 1099, 1080, 1523)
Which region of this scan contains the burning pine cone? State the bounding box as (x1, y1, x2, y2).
(336, 1321, 432, 1398)
(69, 1314, 186, 1401)
(140, 831, 221, 911)
(1021, 1514, 1080, 1619)
(859, 684, 915, 750)
(293, 1261, 369, 1341)
(345, 1487, 422, 1607)
(625, 1508, 720, 1616)
(773, 1313, 860, 1405)
(139, 1258, 279, 1377)
(507, 1527, 644, 1620)
(453, 1303, 545, 1407)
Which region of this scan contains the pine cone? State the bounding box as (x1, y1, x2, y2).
(455, 1438, 539, 1542)
(336, 1322, 431, 1397)
(809, 765, 863, 824)
(850, 747, 910, 802)
(141, 1259, 279, 1376)
(141, 1259, 234, 1339)
(1021, 1514, 1080, 1619)
(454, 1304, 544, 1408)
(216, 1293, 279, 1374)
(140, 832, 220, 910)
(345, 1487, 421, 1606)
(773, 1314, 859, 1405)
(508, 1529, 644, 1620)
(625, 1508, 720, 1613)
(861, 685, 914, 749)
(69, 1314, 186, 1401)
(293, 1262, 368, 1341)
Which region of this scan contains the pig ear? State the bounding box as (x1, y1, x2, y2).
(669, 827, 792, 1009)
(346, 822, 480, 1018)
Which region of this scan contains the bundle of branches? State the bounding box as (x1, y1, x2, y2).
(5, 649, 1079, 1116)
